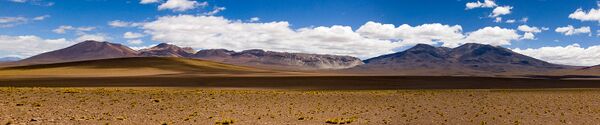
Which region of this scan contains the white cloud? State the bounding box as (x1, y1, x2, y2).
(140, 0, 159, 4)
(459, 26, 520, 47)
(493, 17, 502, 23)
(250, 17, 260, 22)
(32, 15, 50, 21)
(0, 16, 27, 28)
(513, 44, 600, 66)
(127, 39, 144, 45)
(75, 33, 110, 42)
(555, 25, 591, 36)
(517, 25, 542, 40)
(204, 6, 226, 15)
(8, 0, 27, 3)
(521, 32, 535, 40)
(52, 25, 74, 34)
(130, 44, 157, 50)
(356, 21, 464, 46)
(52, 25, 96, 34)
(0, 35, 74, 57)
(158, 0, 206, 12)
(520, 17, 529, 23)
(465, 0, 497, 9)
(77, 26, 96, 31)
(505, 19, 515, 23)
(141, 15, 528, 58)
(490, 6, 512, 17)
(568, 4, 600, 23)
(143, 15, 406, 58)
(108, 20, 142, 27)
(517, 25, 541, 33)
(123, 32, 145, 39)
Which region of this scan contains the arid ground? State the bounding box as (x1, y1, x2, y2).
(2, 88, 600, 125)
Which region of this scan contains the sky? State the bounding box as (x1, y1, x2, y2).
(0, 0, 599, 66)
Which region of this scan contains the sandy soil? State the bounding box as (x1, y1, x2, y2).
(1, 88, 600, 124)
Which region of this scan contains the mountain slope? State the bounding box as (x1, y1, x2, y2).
(139, 43, 196, 57)
(0, 57, 271, 77)
(193, 49, 364, 70)
(17, 40, 139, 65)
(354, 43, 566, 75)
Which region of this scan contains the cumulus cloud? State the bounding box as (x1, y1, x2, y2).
(513, 44, 600, 66)
(127, 39, 144, 45)
(555, 25, 591, 36)
(140, 0, 159, 4)
(460, 26, 520, 47)
(356, 21, 464, 46)
(0, 35, 74, 57)
(568, 4, 600, 23)
(140, 15, 527, 58)
(465, 0, 497, 9)
(517, 25, 542, 40)
(158, 0, 207, 12)
(490, 6, 512, 17)
(123, 32, 145, 39)
(143, 15, 404, 58)
(130, 44, 157, 50)
(517, 25, 541, 33)
(521, 32, 535, 40)
(249, 17, 260, 22)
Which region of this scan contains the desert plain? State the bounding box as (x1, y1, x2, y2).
(2, 88, 600, 125)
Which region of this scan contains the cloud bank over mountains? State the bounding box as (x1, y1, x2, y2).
(141, 15, 527, 58)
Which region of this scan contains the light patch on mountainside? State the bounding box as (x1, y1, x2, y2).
(513, 44, 600, 66)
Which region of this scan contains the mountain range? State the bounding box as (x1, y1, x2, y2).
(351, 43, 570, 75)
(3, 40, 596, 76)
(9, 40, 363, 70)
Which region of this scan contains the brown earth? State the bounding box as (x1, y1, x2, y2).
(2, 88, 600, 124)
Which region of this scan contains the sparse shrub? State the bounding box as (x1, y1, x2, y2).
(62, 88, 81, 93)
(325, 117, 356, 124)
(115, 116, 125, 120)
(215, 119, 235, 125)
(32, 103, 41, 107)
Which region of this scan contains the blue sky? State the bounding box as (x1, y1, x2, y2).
(0, 0, 599, 66)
